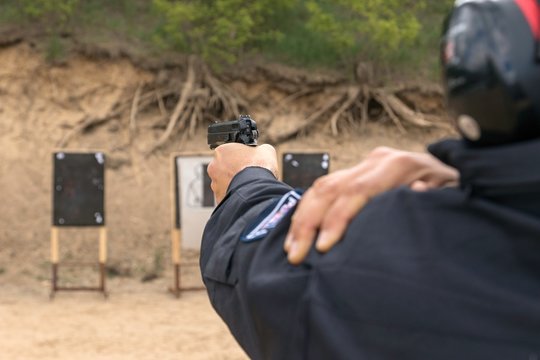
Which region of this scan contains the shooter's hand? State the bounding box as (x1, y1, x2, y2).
(207, 143, 278, 204)
(284, 147, 459, 265)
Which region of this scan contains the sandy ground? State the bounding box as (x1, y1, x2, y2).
(0, 279, 247, 360)
(0, 42, 453, 359)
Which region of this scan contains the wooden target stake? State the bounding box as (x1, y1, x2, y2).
(50, 226, 59, 297)
(49, 226, 108, 299)
(98, 227, 107, 295)
(169, 154, 182, 298)
(170, 228, 182, 298)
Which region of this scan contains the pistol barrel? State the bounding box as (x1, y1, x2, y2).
(207, 115, 258, 149)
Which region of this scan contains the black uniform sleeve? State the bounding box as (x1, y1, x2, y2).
(200, 140, 540, 360)
(200, 166, 298, 359)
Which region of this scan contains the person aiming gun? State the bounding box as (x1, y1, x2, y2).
(202, 0, 540, 358)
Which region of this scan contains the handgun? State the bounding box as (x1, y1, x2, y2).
(207, 115, 259, 150)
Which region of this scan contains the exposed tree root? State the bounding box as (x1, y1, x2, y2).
(57, 94, 126, 148)
(330, 87, 361, 136)
(129, 82, 143, 138)
(267, 93, 344, 143)
(57, 57, 248, 151)
(146, 58, 196, 156)
(0, 37, 448, 152)
(266, 82, 446, 145)
(51, 49, 445, 150)
(372, 89, 407, 134)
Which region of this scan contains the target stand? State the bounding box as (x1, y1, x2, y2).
(50, 151, 108, 299)
(50, 226, 108, 299)
(168, 153, 215, 298)
(168, 228, 205, 298)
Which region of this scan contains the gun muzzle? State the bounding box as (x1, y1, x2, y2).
(208, 115, 259, 150)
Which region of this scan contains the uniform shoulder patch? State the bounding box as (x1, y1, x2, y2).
(241, 190, 302, 243)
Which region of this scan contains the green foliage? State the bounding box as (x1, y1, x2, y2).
(257, 19, 344, 68)
(151, 0, 433, 71)
(0, 1, 21, 23)
(0, 0, 457, 79)
(393, 0, 455, 79)
(152, 0, 293, 66)
(45, 35, 67, 63)
(425, 0, 455, 14)
(18, 0, 79, 32)
(304, 0, 423, 62)
(75, 0, 158, 49)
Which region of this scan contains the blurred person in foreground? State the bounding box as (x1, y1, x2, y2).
(201, 0, 540, 358)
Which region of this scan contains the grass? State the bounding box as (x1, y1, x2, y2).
(0, 1, 23, 24)
(76, 0, 155, 36)
(140, 247, 165, 282)
(45, 35, 67, 63)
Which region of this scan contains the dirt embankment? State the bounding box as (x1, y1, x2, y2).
(0, 41, 453, 284)
(0, 41, 454, 359)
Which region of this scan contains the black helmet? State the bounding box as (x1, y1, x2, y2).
(441, 0, 540, 146)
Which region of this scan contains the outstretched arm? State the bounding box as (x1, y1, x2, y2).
(202, 143, 301, 359)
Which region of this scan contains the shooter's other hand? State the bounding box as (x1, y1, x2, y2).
(284, 147, 459, 264)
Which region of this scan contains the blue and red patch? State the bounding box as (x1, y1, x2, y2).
(241, 190, 302, 242)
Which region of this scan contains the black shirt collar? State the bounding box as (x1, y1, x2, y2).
(428, 138, 540, 196)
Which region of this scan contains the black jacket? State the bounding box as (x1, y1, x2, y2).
(200, 139, 540, 360)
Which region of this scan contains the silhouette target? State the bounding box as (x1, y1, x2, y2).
(53, 152, 105, 226)
(174, 157, 214, 229)
(282, 152, 330, 189)
(202, 164, 214, 208)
